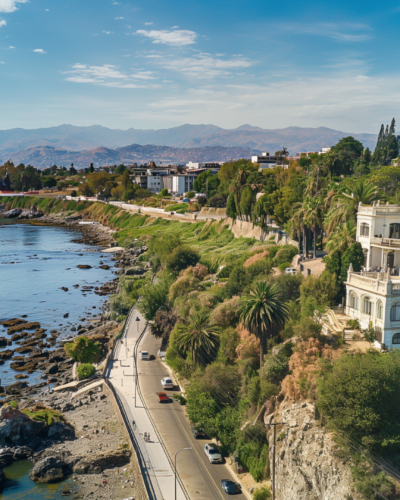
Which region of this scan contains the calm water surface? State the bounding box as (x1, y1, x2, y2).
(0, 221, 115, 386)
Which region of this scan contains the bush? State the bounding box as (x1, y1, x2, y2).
(278, 261, 291, 273)
(253, 487, 272, 500)
(165, 246, 199, 274)
(22, 407, 66, 426)
(274, 245, 298, 265)
(347, 319, 360, 329)
(160, 188, 168, 196)
(76, 363, 96, 380)
(64, 336, 103, 363)
(70, 190, 77, 197)
(261, 355, 289, 384)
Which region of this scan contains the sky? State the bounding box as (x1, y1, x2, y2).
(0, 0, 399, 132)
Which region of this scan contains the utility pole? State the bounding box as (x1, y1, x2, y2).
(266, 422, 285, 500)
(175, 448, 191, 500)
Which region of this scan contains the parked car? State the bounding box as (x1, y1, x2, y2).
(191, 428, 207, 439)
(139, 351, 150, 360)
(204, 443, 223, 464)
(284, 267, 297, 275)
(156, 392, 169, 403)
(161, 377, 174, 389)
(221, 479, 241, 495)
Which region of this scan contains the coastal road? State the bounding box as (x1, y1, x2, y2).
(135, 321, 248, 500)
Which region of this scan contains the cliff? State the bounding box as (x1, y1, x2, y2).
(265, 400, 361, 500)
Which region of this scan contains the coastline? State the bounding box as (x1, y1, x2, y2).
(0, 210, 149, 499)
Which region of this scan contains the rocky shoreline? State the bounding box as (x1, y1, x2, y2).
(0, 208, 147, 498)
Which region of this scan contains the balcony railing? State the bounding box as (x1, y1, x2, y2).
(347, 271, 400, 295)
(370, 236, 400, 248)
(358, 204, 400, 215)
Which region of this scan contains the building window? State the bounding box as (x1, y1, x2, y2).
(377, 301, 383, 320)
(389, 223, 400, 240)
(350, 293, 359, 310)
(363, 297, 373, 315)
(393, 333, 400, 344)
(363, 249, 368, 267)
(360, 223, 370, 237)
(391, 302, 400, 321)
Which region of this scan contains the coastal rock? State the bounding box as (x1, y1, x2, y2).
(0, 338, 10, 347)
(12, 446, 32, 459)
(99, 265, 110, 270)
(8, 322, 40, 334)
(73, 449, 131, 474)
(77, 265, 92, 269)
(0, 319, 27, 327)
(0, 405, 46, 445)
(0, 452, 13, 467)
(0, 350, 14, 360)
(47, 422, 75, 441)
(1, 209, 22, 219)
(18, 209, 44, 220)
(29, 457, 66, 483)
(6, 381, 29, 395)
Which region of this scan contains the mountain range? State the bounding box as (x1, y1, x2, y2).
(0, 124, 377, 168)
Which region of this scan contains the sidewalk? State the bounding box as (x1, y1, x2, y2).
(107, 308, 186, 500)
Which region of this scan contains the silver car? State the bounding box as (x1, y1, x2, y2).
(204, 443, 222, 464)
(161, 377, 174, 389)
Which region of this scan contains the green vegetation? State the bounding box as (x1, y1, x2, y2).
(22, 407, 66, 427)
(252, 486, 272, 500)
(64, 336, 103, 363)
(76, 363, 96, 380)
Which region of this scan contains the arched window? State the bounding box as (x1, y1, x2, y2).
(393, 333, 400, 344)
(363, 297, 373, 315)
(349, 293, 359, 310)
(389, 223, 400, 240)
(391, 302, 400, 321)
(377, 301, 383, 320)
(360, 223, 370, 237)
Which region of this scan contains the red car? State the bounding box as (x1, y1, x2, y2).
(156, 392, 169, 403)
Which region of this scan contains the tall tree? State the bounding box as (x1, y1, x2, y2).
(175, 312, 220, 366)
(239, 282, 289, 369)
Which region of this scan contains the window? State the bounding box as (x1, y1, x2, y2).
(377, 301, 383, 320)
(349, 293, 359, 310)
(363, 249, 368, 267)
(389, 223, 400, 240)
(393, 333, 400, 344)
(360, 223, 370, 237)
(391, 302, 400, 321)
(363, 297, 373, 315)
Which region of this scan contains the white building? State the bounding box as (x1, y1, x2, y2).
(162, 174, 197, 195)
(186, 162, 222, 173)
(251, 152, 288, 170)
(345, 202, 400, 348)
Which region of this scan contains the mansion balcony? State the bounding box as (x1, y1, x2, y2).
(346, 270, 400, 296)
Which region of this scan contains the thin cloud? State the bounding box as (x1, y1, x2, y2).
(136, 29, 197, 46)
(151, 54, 254, 78)
(0, 0, 27, 13)
(144, 22, 153, 25)
(64, 63, 159, 89)
(285, 22, 372, 42)
(33, 49, 45, 54)
(115, 16, 124, 20)
(0, 19, 6, 27)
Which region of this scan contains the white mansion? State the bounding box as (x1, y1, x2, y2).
(345, 202, 400, 348)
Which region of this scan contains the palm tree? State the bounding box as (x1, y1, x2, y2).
(175, 311, 220, 366)
(324, 178, 379, 236)
(239, 282, 289, 369)
(325, 220, 356, 254)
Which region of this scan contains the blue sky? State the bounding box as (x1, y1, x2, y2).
(0, 0, 399, 132)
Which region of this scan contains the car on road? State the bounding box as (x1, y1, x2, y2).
(161, 377, 174, 389)
(204, 443, 223, 464)
(156, 392, 169, 403)
(139, 351, 150, 360)
(191, 428, 207, 439)
(221, 479, 241, 495)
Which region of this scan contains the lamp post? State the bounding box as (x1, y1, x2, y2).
(266, 422, 285, 500)
(175, 448, 191, 500)
(134, 316, 140, 406)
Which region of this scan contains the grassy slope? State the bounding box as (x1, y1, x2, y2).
(1, 196, 271, 266)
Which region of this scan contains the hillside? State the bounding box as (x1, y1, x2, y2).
(0, 124, 377, 156)
(0, 144, 257, 168)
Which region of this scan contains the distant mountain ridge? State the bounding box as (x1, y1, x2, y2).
(0, 124, 377, 156)
(0, 144, 259, 168)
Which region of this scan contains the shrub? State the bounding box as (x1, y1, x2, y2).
(64, 336, 103, 363)
(278, 261, 291, 273)
(274, 245, 298, 265)
(70, 190, 77, 197)
(9, 400, 18, 409)
(76, 363, 96, 380)
(160, 188, 168, 196)
(22, 406, 66, 426)
(253, 487, 272, 500)
(165, 246, 199, 274)
(261, 355, 289, 384)
(347, 319, 360, 329)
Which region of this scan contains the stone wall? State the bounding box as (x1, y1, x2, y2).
(265, 400, 361, 500)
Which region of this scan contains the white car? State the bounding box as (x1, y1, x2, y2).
(161, 377, 174, 390)
(204, 443, 223, 464)
(139, 351, 150, 360)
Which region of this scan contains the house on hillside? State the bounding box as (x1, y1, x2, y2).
(345, 202, 400, 348)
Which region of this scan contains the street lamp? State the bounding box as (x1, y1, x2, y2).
(134, 316, 140, 407)
(175, 448, 191, 500)
(135, 316, 140, 333)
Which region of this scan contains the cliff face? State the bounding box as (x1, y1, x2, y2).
(265, 400, 361, 500)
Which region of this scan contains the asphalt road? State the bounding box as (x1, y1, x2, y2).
(137, 327, 248, 500)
